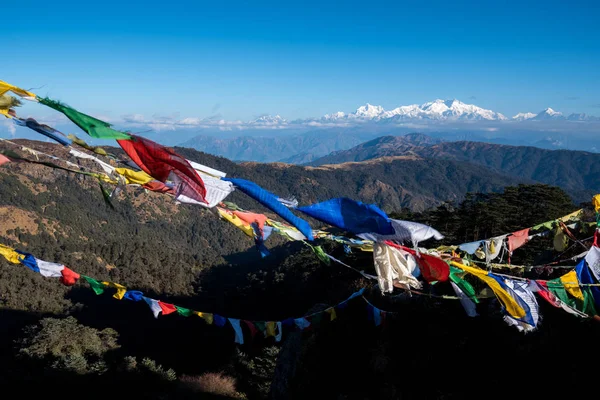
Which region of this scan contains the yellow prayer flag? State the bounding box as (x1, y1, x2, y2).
(114, 168, 154, 186)
(450, 261, 526, 320)
(0, 80, 36, 99)
(101, 281, 127, 300)
(326, 307, 337, 321)
(559, 270, 584, 301)
(195, 312, 214, 325)
(558, 209, 583, 222)
(593, 194, 600, 213)
(0, 244, 24, 264)
(266, 321, 277, 337)
(217, 207, 255, 237)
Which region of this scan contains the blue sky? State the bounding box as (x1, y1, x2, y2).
(3, 0, 600, 123)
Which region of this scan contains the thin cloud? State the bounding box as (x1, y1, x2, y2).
(565, 96, 580, 100)
(118, 113, 291, 131)
(2, 119, 16, 136)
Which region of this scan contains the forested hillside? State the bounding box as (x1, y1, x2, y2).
(0, 139, 599, 399)
(309, 135, 600, 203)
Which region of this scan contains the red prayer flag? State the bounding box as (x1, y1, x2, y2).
(60, 267, 80, 286)
(0, 154, 11, 166)
(508, 228, 530, 254)
(533, 281, 561, 308)
(242, 320, 259, 340)
(117, 135, 206, 204)
(142, 180, 176, 194)
(158, 301, 177, 315)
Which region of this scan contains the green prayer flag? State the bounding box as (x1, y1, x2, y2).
(310, 312, 324, 326)
(175, 306, 194, 317)
(83, 275, 105, 295)
(222, 201, 242, 211)
(254, 321, 266, 335)
(582, 288, 597, 316)
(68, 134, 110, 156)
(305, 243, 330, 265)
(547, 279, 577, 308)
(39, 97, 131, 140)
(449, 267, 479, 303)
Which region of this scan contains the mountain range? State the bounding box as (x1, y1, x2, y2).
(173, 99, 599, 161)
(277, 99, 600, 124)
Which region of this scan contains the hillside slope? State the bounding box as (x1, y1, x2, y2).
(308, 135, 600, 203)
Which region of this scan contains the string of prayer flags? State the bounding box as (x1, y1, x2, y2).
(0, 148, 117, 209)
(10, 248, 79, 285)
(2, 235, 600, 339)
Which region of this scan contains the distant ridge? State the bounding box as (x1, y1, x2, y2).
(307, 134, 600, 203)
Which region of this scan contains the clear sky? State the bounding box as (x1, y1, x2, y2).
(3, 0, 600, 122)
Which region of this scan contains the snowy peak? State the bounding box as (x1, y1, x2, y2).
(533, 108, 564, 120)
(419, 99, 507, 120)
(317, 99, 507, 123)
(354, 103, 385, 118)
(252, 115, 287, 125)
(512, 112, 536, 121)
(300, 101, 598, 125)
(543, 107, 560, 116)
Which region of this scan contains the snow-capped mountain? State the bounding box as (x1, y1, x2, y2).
(251, 115, 288, 125)
(284, 101, 600, 126)
(533, 108, 564, 120)
(566, 113, 600, 121)
(313, 99, 507, 123)
(512, 112, 536, 121)
(354, 104, 385, 119)
(513, 109, 599, 122)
